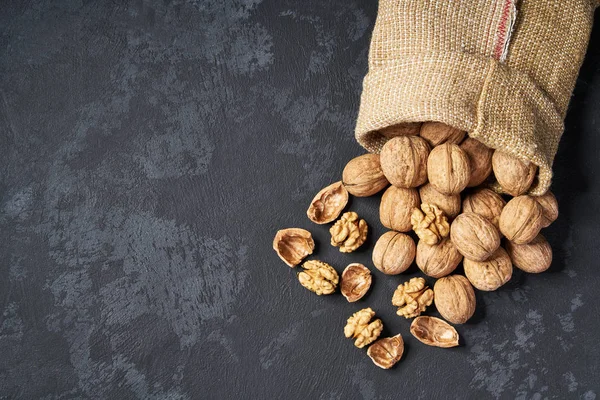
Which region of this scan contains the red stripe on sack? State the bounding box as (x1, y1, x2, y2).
(493, 0, 513, 60)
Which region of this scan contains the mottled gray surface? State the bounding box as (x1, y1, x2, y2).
(0, 1, 599, 399)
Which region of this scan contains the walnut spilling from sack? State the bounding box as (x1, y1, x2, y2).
(344, 308, 383, 348)
(391, 277, 434, 318)
(298, 260, 339, 295)
(330, 211, 368, 253)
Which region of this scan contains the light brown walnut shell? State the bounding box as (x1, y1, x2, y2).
(330, 212, 368, 253)
(344, 308, 383, 348)
(342, 154, 389, 197)
(411, 203, 450, 245)
(410, 316, 459, 348)
(505, 234, 553, 273)
(427, 143, 471, 195)
(535, 191, 559, 228)
(379, 123, 422, 138)
(450, 213, 500, 261)
(416, 238, 463, 278)
(499, 196, 544, 244)
(367, 334, 404, 369)
(419, 183, 461, 220)
(460, 138, 494, 187)
(298, 260, 339, 295)
(392, 277, 434, 318)
(306, 181, 349, 224)
(380, 186, 420, 232)
(492, 151, 537, 196)
(372, 231, 416, 275)
(463, 247, 513, 291)
(340, 263, 372, 302)
(419, 122, 466, 147)
(433, 275, 476, 324)
(462, 188, 506, 230)
(273, 228, 315, 267)
(380, 136, 430, 188)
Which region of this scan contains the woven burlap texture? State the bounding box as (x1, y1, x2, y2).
(355, 0, 598, 195)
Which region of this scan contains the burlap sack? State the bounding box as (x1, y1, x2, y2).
(355, 0, 599, 195)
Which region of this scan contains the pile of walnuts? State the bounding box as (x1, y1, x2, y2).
(273, 122, 558, 369)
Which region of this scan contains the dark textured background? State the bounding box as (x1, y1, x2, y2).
(1, 1, 599, 399)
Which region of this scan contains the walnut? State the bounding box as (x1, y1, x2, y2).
(450, 213, 500, 261)
(379, 186, 420, 232)
(535, 191, 559, 228)
(463, 247, 513, 291)
(367, 334, 404, 369)
(419, 122, 466, 147)
(460, 137, 494, 187)
(419, 183, 461, 219)
(416, 238, 462, 278)
(372, 231, 416, 275)
(492, 151, 537, 196)
(380, 136, 430, 188)
(411, 203, 450, 245)
(505, 234, 553, 273)
(427, 143, 471, 195)
(298, 260, 339, 295)
(344, 308, 383, 348)
(342, 154, 389, 197)
(410, 316, 459, 348)
(273, 228, 315, 267)
(433, 275, 476, 324)
(306, 181, 349, 224)
(462, 188, 506, 230)
(330, 212, 368, 252)
(379, 122, 422, 138)
(391, 277, 434, 319)
(340, 263, 372, 302)
(499, 195, 544, 244)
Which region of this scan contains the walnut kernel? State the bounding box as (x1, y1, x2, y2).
(330, 212, 368, 253)
(298, 260, 339, 295)
(344, 308, 383, 349)
(392, 277, 434, 319)
(411, 203, 450, 245)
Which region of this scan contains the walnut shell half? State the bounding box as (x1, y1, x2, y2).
(306, 181, 349, 224)
(367, 334, 404, 369)
(273, 228, 315, 267)
(341, 263, 372, 302)
(410, 316, 459, 348)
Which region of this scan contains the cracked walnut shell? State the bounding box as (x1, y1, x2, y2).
(505, 234, 552, 273)
(492, 151, 537, 196)
(273, 228, 315, 267)
(367, 334, 404, 369)
(462, 188, 506, 230)
(342, 154, 389, 197)
(344, 308, 383, 349)
(330, 212, 368, 253)
(392, 277, 434, 319)
(499, 195, 544, 244)
(341, 263, 372, 302)
(380, 136, 430, 188)
(298, 260, 339, 295)
(306, 181, 348, 224)
(434, 275, 476, 324)
(372, 231, 416, 275)
(419, 183, 461, 220)
(416, 238, 462, 278)
(379, 186, 420, 232)
(419, 122, 466, 147)
(410, 316, 459, 348)
(450, 213, 500, 261)
(463, 247, 513, 291)
(411, 203, 450, 245)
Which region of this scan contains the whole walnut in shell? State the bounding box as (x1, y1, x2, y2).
(450, 213, 500, 261)
(273, 228, 314, 267)
(306, 181, 348, 224)
(342, 154, 389, 197)
(340, 263, 372, 302)
(410, 316, 459, 348)
(419, 122, 466, 147)
(535, 191, 559, 228)
(492, 151, 537, 196)
(460, 138, 494, 187)
(379, 122, 422, 138)
(411, 203, 450, 245)
(463, 247, 512, 291)
(434, 275, 476, 324)
(367, 334, 404, 369)
(419, 183, 461, 219)
(427, 143, 471, 195)
(462, 188, 506, 230)
(499, 196, 544, 244)
(416, 238, 462, 278)
(380, 186, 420, 232)
(380, 136, 430, 188)
(372, 231, 416, 275)
(330, 212, 368, 252)
(505, 234, 553, 273)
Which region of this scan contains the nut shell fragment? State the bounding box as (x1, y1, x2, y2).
(392, 277, 434, 318)
(298, 260, 339, 295)
(344, 308, 383, 348)
(306, 181, 349, 224)
(273, 228, 315, 267)
(505, 234, 553, 273)
(411, 203, 450, 245)
(410, 316, 459, 348)
(342, 154, 389, 197)
(341, 263, 372, 302)
(367, 334, 404, 369)
(330, 212, 368, 253)
(450, 213, 500, 261)
(434, 275, 476, 324)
